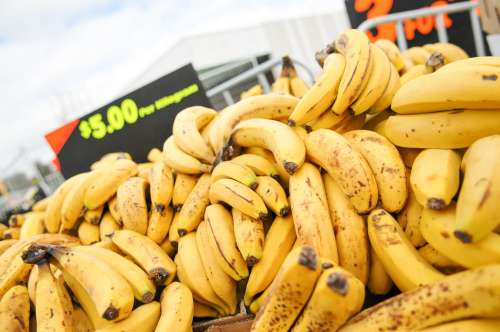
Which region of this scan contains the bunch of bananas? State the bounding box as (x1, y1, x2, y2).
(1, 28, 500, 332)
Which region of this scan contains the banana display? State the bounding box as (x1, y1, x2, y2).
(1, 28, 500, 332)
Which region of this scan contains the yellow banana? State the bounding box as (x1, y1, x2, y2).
(173, 106, 217, 163)
(374, 38, 405, 71)
(420, 204, 500, 268)
(99, 212, 120, 241)
(423, 42, 468, 63)
(232, 208, 264, 266)
(171, 173, 198, 212)
(3, 228, 20, 240)
(420, 318, 500, 332)
(149, 162, 174, 213)
(230, 153, 280, 180)
(369, 62, 400, 114)
(398, 181, 426, 248)
(193, 301, 219, 318)
(211, 160, 258, 189)
(255, 175, 289, 216)
(290, 76, 309, 98)
(309, 110, 349, 131)
(73, 306, 94, 332)
(78, 222, 100, 245)
(137, 162, 154, 181)
(176, 173, 211, 235)
(251, 245, 321, 332)
(306, 129, 378, 213)
(32, 196, 50, 212)
(367, 209, 444, 291)
(351, 44, 392, 115)
(411, 149, 461, 210)
(60, 171, 94, 231)
(147, 205, 173, 244)
(0, 285, 30, 332)
(205, 204, 249, 280)
(168, 212, 181, 246)
(418, 244, 464, 273)
(455, 135, 500, 243)
(345, 129, 407, 212)
(155, 282, 193, 332)
(249, 285, 270, 314)
(0, 239, 17, 256)
(146, 147, 162, 163)
(84, 159, 138, 210)
(19, 212, 45, 240)
(402, 46, 431, 65)
(290, 163, 339, 262)
(438, 56, 500, 71)
(162, 136, 211, 174)
(117, 177, 148, 234)
(35, 261, 73, 332)
(383, 110, 500, 149)
(288, 53, 345, 125)
(83, 204, 104, 225)
(240, 84, 263, 99)
(339, 264, 500, 332)
(111, 230, 176, 286)
(271, 76, 290, 94)
(332, 29, 372, 115)
(292, 266, 365, 332)
(399, 51, 445, 85)
(76, 245, 156, 303)
(392, 66, 500, 114)
(209, 94, 299, 153)
(323, 173, 369, 284)
(107, 196, 121, 224)
(244, 214, 295, 305)
(95, 301, 160, 332)
(209, 178, 268, 221)
(367, 248, 393, 295)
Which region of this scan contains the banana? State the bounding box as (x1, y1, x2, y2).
(367, 248, 393, 295)
(292, 266, 365, 332)
(99, 212, 120, 241)
(107, 196, 121, 224)
(73, 306, 94, 332)
(168, 213, 181, 246)
(350, 44, 392, 115)
(292, 125, 308, 141)
(209, 94, 299, 153)
(420, 204, 500, 268)
(84, 159, 138, 210)
(60, 171, 95, 231)
(95, 301, 160, 332)
(230, 153, 280, 180)
(244, 147, 291, 185)
(288, 53, 345, 125)
(249, 285, 270, 314)
(323, 173, 369, 284)
(78, 222, 100, 245)
(241, 84, 263, 99)
(176, 233, 229, 313)
(423, 42, 468, 63)
(196, 221, 237, 314)
(45, 173, 86, 233)
(392, 66, 500, 114)
(19, 212, 45, 240)
(137, 162, 154, 181)
(290, 163, 339, 262)
(419, 318, 500, 332)
(255, 175, 289, 216)
(193, 301, 219, 318)
(155, 282, 193, 332)
(418, 244, 464, 273)
(374, 39, 405, 71)
(309, 110, 349, 131)
(0, 239, 17, 256)
(211, 160, 258, 189)
(0, 285, 30, 332)
(117, 177, 148, 234)
(32, 196, 50, 212)
(147, 147, 163, 163)
(3, 228, 20, 240)
(209, 178, 268, 221)
(410, 149, 461, 210)
(228, 118, 305, 175)
(83, 204, 104, 225)
(91, 240, 121, 254)
(367, 209, 444, 291)
(369, 63, 400, 114)
(455, 135, 500, 243)
(205, 204, 249, 280)
(244, 214, 295, 305)
(402, 46, 431, 65)
(176, 173, 211, 235)
(147, 205, 173, 244)
(77, 245, 156, 303)
(398, 182, 426, 248)
(162, 136, 211, 174)
(339, 264, 500, 332)
(398, 147, 421, 167)
(383, 110, 500, 149)
(344, 130, 407, 212)
(159, 238, 176, 257)
(251, 245, 321, 332)
(401, 56, 415, 73)
(332, 29, 372, 115)
(290, 76, 309, 98)
(271, 77, 290, 94)
(232, 208, 264, 266)
(306, 129, 378, 213)
(335, 113, 367, 134)
(111, 230, 176, 286)
(173, 106, 217, 163)
(149, 162, 174, 214)
(35, 261, 73, 332)
(172, 173, 197, 212)
(438, 56, 500, 71)
(400, 51, 445, 85)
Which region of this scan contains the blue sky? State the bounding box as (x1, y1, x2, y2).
(0, 0, 342, 174)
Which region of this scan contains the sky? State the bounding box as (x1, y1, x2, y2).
(0, 0, 343, 176)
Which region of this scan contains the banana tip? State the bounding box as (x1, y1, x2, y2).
(426, 198, 446, 211)
(22, 244, 50, 264)
(298, 246, 317, 271)
(150, 267, 169, 285)
(142, 292, 155, 303)
(284, 161, 299, 175)
(453, 230, 472, 244)
(279, 206, 290, 217)
(327, 272, 349, 296)
(287, 119, 296, 127)
(246, 256, 259, 267)
(249, 182, 258, 190)
(321, 262, 334, 270)
(177, 229, 188, 237)
(102, 305, 119, 320)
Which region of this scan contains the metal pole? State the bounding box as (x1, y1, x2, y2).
(251, 57, 271, 93)
(435, 14, 449, 43)
(469, 9, 486, 56)
(222, 90, 234, 106)
(395, 21, 408, 51)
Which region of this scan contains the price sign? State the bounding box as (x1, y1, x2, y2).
(45, 64, 211, 178)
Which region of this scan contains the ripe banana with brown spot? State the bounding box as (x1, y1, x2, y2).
(147, 205, 173, 244)
(0, 285, 30, 332)
(255, 175, 289, 216)
(117, 177, 148, 234)
(99, 212, 120, 241)
(162, 136, 211, 174)
(172, 173, 198, 212)
(176, 173, 211, 236)
(149, 162, 174, 214)
(60, 171, 93, 231)
(418, 244, 464, 273)
(155, 282, 193, 332)
(83, 205, 104, 225)
(232, 208, 264, 266)
(211, 160, 258, 189)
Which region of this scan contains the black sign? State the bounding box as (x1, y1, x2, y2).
(345, 0, 490, 56)
(46, 64, 211, 178)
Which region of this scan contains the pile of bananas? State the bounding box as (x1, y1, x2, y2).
(1, 28, 500, 332)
